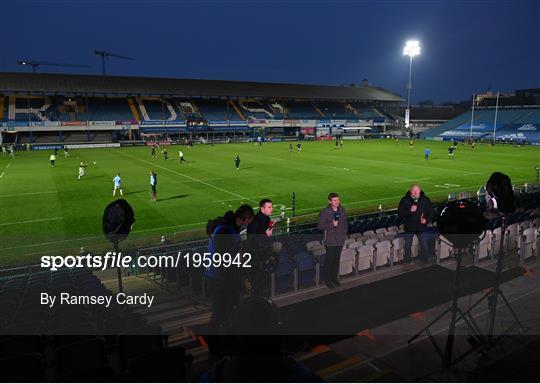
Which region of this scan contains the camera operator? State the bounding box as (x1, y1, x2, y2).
(318, 193, 348, 288)
(398, 184, 434, 270)
(206, 205, 255, 334)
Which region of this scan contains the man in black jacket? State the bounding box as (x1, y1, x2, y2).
(398, 184, 434, 270)
(205, 205, 254, 357)
(207, 205, 255, 330)
(247, 199, 279, 296)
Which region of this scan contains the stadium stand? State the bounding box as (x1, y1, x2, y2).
(11, 96, 53, 122)
(173, 100, 200, 120)
(63, 131, 91, 143)
(267, 102, 286, 119)
(136, 98, 182, 121)
(422, 106, 540, 143)
(350, 103, 390, 120)
(195, 99, 242, 122)
(317, 101, 357, 119)
(283, 101, 320, 119)
(30, 131, 62, 144)
(238, 100, 275, 120)
(4, 96, 134, 122)
(0, 72, 404, 144)
(77, 98, 134, 122)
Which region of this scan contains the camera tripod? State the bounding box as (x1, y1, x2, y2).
(455, 215, 525, 352)
(408, 245, 486, 372)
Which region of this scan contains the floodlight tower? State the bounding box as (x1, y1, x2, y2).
(403, 40, 421, 136)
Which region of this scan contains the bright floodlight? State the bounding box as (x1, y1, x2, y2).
(403, 40, 421, 57)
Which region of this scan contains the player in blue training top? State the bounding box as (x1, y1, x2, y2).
(113, 173, 124, 196)
(424, 147, 431, 160)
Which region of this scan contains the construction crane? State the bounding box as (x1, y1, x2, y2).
(17, 60, 90, 73)
(94, 50, 135, 76)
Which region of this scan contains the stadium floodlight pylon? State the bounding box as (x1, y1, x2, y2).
(16, 60, 90, 73)
(94, 50, 135, 76)
(403, 40, 421, 135)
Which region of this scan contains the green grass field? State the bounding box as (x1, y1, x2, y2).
(0, 139, 538, 267)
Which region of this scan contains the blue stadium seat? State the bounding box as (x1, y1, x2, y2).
(296, 255, 317, 289)
(196, 100, 242, 122)
(274, 254, 294, 295)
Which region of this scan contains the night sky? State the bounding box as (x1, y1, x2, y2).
(2, 0, 539, 103)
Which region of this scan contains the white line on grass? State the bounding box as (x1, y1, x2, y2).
(118, 152, 257, 204)
(0, 162, 11, 178)
(0, 221, 208, 251)
(1, 191, 57, 197)
(213, 194, 277, 203)
(393, 177, 432, 183)
(0, 217, 63, 226)
(463, 171, 491, 176)
(177, 178, 224, 184)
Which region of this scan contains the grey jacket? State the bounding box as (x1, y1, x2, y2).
(317, 205, 348, 246)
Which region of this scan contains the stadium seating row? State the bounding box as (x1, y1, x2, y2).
(2, 95, 391, 124)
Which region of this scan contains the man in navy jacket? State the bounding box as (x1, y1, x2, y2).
(398, 184, 434, 270)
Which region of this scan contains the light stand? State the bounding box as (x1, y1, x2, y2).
(103, 199, 135, 294)
(457, 171, 526, 355)
(456, 214, 525, 352)
(408, 242, 484, 372)
(112, 239, 123, 293)
(408, 199, 486, 373)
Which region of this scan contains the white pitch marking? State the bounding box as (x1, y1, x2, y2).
(119, 152, 257, 204)
(393, 177, 431, 183)
(171, 178, 224, 184)
(0, 162, 11, 178)
(0, 217, 63, 226)
(0, 221, 209, 251)
(213, 194, 277, 203)
(1, 191, 57, 197)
